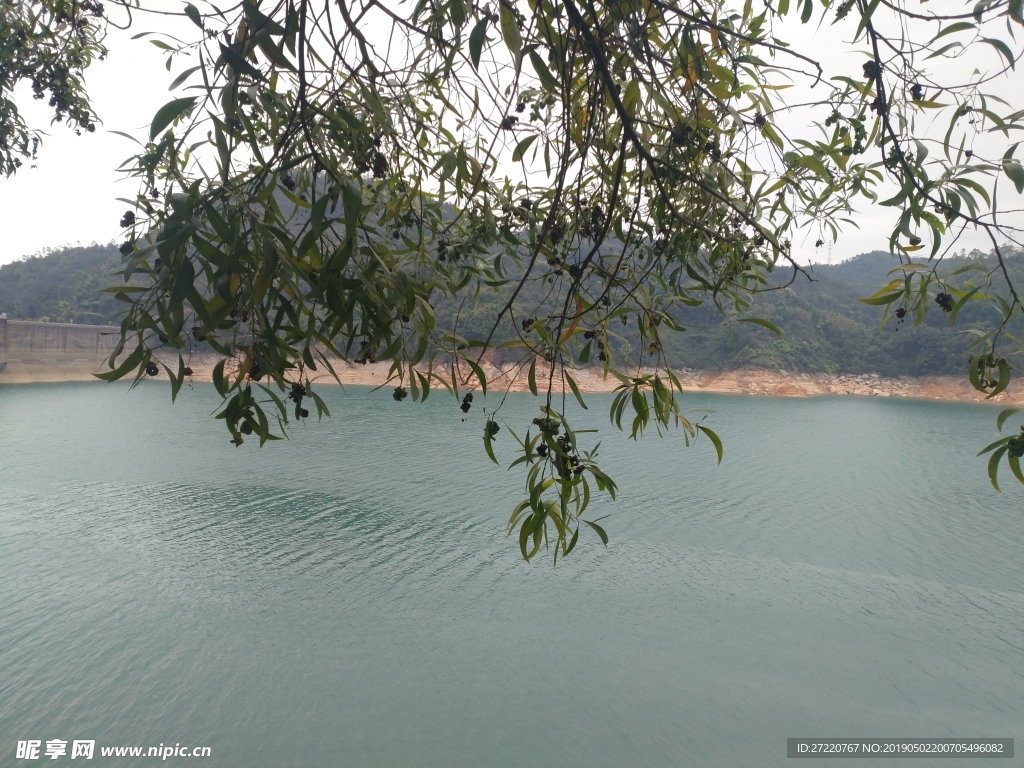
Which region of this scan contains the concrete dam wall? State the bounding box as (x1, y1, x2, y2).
(0, 318, 120, 383)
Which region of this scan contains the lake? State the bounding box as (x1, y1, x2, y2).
(1, 382, 1021, 766)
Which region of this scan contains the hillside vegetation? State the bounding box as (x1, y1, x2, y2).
(0, 244, 123, 324)
(2, 244, 1021, 378)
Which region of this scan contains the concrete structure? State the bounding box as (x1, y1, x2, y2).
(0, 317, 119, 383)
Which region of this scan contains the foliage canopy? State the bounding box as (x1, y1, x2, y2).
(4, 0, 1024, 558)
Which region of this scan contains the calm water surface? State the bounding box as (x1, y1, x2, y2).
(1, 382, 1021, 767)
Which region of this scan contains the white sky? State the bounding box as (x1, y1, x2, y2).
(0, 2, 1020, 267)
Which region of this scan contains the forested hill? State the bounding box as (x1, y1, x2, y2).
(655, 248, 1024, 376)
(2, 243, 1021, 377)
(0, 244, 123, 324)
(655, 250, 988, 377)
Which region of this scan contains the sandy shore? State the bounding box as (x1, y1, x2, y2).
(7, 355, 1023, 406)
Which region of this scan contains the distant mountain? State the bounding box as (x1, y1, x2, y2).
(650, 248, 1024, 376)
(3, 243, 1020, 377)
(0, 244, 123, 324)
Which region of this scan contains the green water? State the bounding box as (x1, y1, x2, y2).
(1, 383, 1021, 767)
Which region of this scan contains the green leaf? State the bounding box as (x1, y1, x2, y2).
(697, 425, 724, 465)
(149, 97, 197, 140)
(212, 358, 228, 396)
(969, 353, 986, 392)
(988, 445, 1007, 491)
(583, 519, 609, 546)
(859, 292, 903, 306)
(498, 2, 521, 58)
(997, 408, 1023, 432)
(564, 371, 588, 410)
(564, 525, 580, 557)
(167, 356, 185, 402)
(1002, 159, 1024, 194)
(982, 37, 1015, 69)
(933, 21, 976, 39)
(107, 130, 143, 145)
(256, 34, 295, 71)
(183, 3, 203, 28)
(483, 427, 499, 465)
(219, 43, 263, 81)
(168, 65, 201, 91)
(854, 0, 881, 39)
(528, 355, 538, 396)
(986, 359, 1012, 399)
(466, 358, 488, 396)
(1009, 454, 1024, 485)
(93, 342, 146, 382)
(341, 180, 362, 243)
(977, 436, 1011, 456)
(622, 80, 641, 117)
(737, 317, 782, 336)
(169, 256, 196, 309)
(468, 17, 488, 70)
(578, 341, 591, 364)
(973, 0, 996, 21)
(512, 135, 537, 162)
(1011, 0, 1023, 24)
(529, 51, 558, 91)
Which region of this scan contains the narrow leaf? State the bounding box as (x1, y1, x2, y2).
(997, 407, 1022, 432)
(697, 425, 724, 465)
(583, 519, 609, 546)
(512, 135, 538, 162)
(737, 317, 782, 336)
(150, 97, 197, 140)
(469, 17, 488, 70)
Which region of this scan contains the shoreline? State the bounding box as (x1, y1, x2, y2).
(3, 356, 1024, 405)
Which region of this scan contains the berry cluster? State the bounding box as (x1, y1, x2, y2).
(935, 292, 954, 313)
(893, 306, 907, 330)
(372, 151, 388, 179)
(393, 386, 407, 402)
(1007, 429, 1024, 458)
(289, 382, 309, 418)
(555, 434, 584, 478)
(460, 391, 473, 414)
(532, 416, 559, 435)
(356, 340, 375, 365)
(670, 123, 693, 146)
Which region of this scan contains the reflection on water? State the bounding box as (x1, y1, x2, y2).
(1, 383, 1021, 767)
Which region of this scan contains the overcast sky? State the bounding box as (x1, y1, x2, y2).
(0, 3, 1020, 268)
